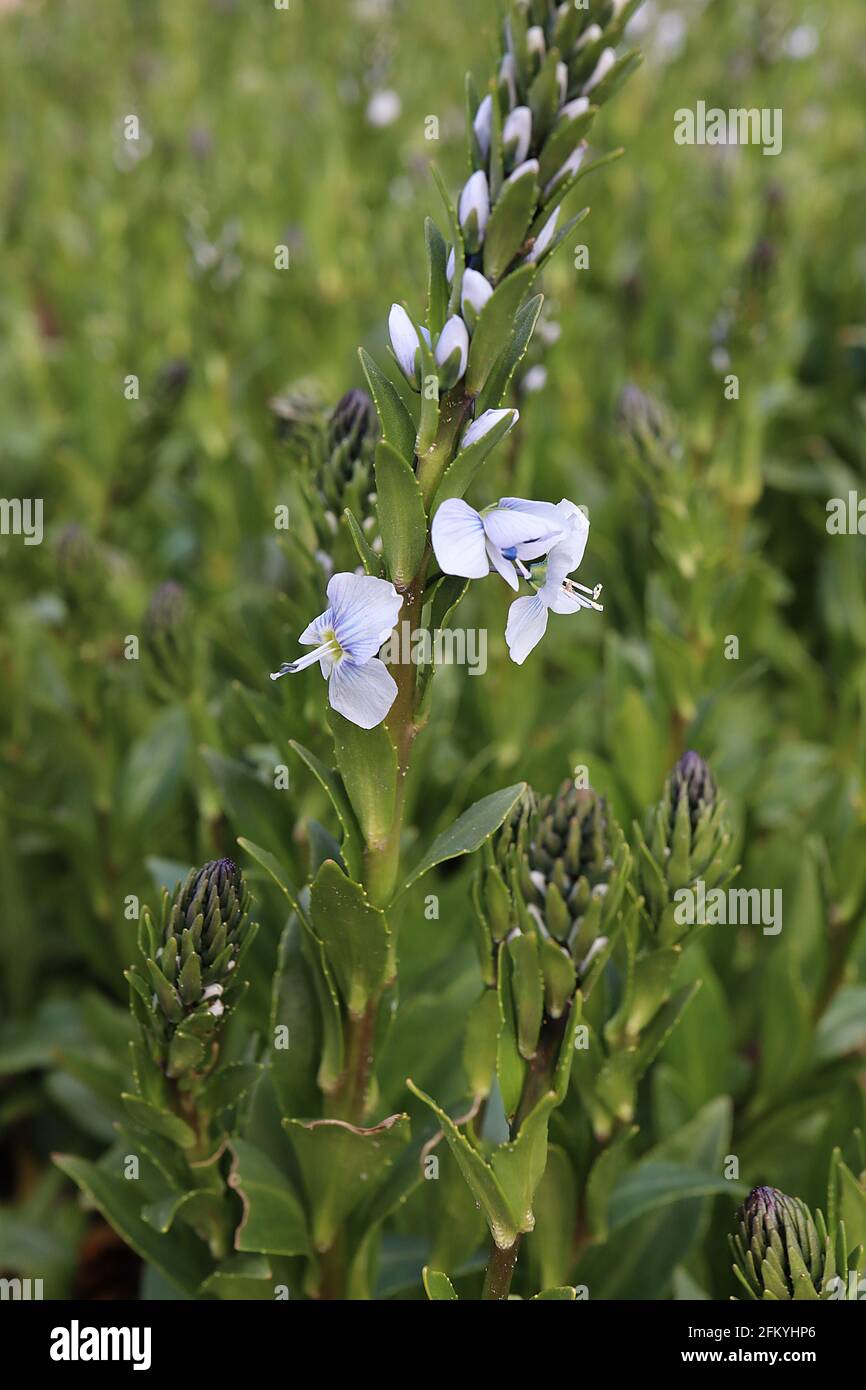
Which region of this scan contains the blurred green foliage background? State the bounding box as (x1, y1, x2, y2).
(1, 0, 865, 1298)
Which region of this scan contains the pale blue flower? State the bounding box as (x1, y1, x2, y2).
(504, 502, 602, 664)
(270, 573, 403, 728)
(432, 495, 565, 590)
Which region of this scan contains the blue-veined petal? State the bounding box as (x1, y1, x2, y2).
(328, 572, 403, 664)
(328, 656, 398, 729)
(431, 499, 489, 578)
(505, 595, 549, 665)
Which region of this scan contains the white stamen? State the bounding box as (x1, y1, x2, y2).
(270, 637, 339, 678)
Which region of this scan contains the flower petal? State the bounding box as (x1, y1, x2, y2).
(483, 505, 564, 559)
(327, 572, 403, 664)
(432, 499, 490, 578)
(298, 608, 333, 646)
(328, 657, 398, 729)
(505, 595, 549, 664)
(485, 537, 519, 590)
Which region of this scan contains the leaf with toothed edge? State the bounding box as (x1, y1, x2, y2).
(228, 1138, 310, 1256)
(284, 1113, 411, 1253)
(309, 859, 391, 1017)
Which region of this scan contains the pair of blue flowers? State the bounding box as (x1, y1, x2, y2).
(271, 490, 601, 729)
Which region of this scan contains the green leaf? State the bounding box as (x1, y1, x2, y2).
(531, 148, 624, 236)
(463, 990, 500, 1099)
(430, 164, 465, 317)
(54, 1154, 212, 1297)
(375, 439, 428, 585)
(497, 945, 526, 1120)
(288, 741, 363, 880)
(425, 217, 448, 338)
(585, 48, 643, 107)
(483, 164, 539, 283)
(835, 1158, 866, 1254)
(342, 507, 382, 577)
(477, 293, 543, 414)
(531, 1286, 576, 1300)
(607, 1161, 747, 1233)
(409, 305, 441, 454)
(228, 1139, 310, 1256)
(432, 408, 519, 512)
(309, 859, 391, 1016)
(531, 1144, 577, 1288)
(284, 1113, 411, 1252)
(423, 1266, 458, 1300)
(120, 1094, 198, 1149)
(576, 1099, 733, 1300)
(201, 1063, 262, 1114)
(538, 107, 597, 187)
(141, 1189, 226, 1238)
(237, 837, 306, 923)
(198, 1252, 276, 1300)
(120, 707, 189, 830)
(406, 1080, 520, 1249)
(201, 748, 293, 860)
(465, 264, 536, 397)
(585, 1126, 638, 1241)
(268, 916, 322, 1118)
(358, 347, 416, 464)
(815, 986, 866, 1062)
(527, 50, 561, 144)
(401, 782, 528, 893)
(490, 998, 582, 1233)
(327, 710, 398, 851)
(507, 930, 544, 1060)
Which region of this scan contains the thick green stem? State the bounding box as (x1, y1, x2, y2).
(325, 997, 380, 1125)
(482, 1237, 521, 1300)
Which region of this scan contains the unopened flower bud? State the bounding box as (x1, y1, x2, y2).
(435, 315, 470, 389)
(459, 170, 490, 253)
(130, 858, 256, 1079)
(731, 1187, 825, 1300)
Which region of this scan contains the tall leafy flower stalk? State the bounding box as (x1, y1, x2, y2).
(267, 5, 643, 1146)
